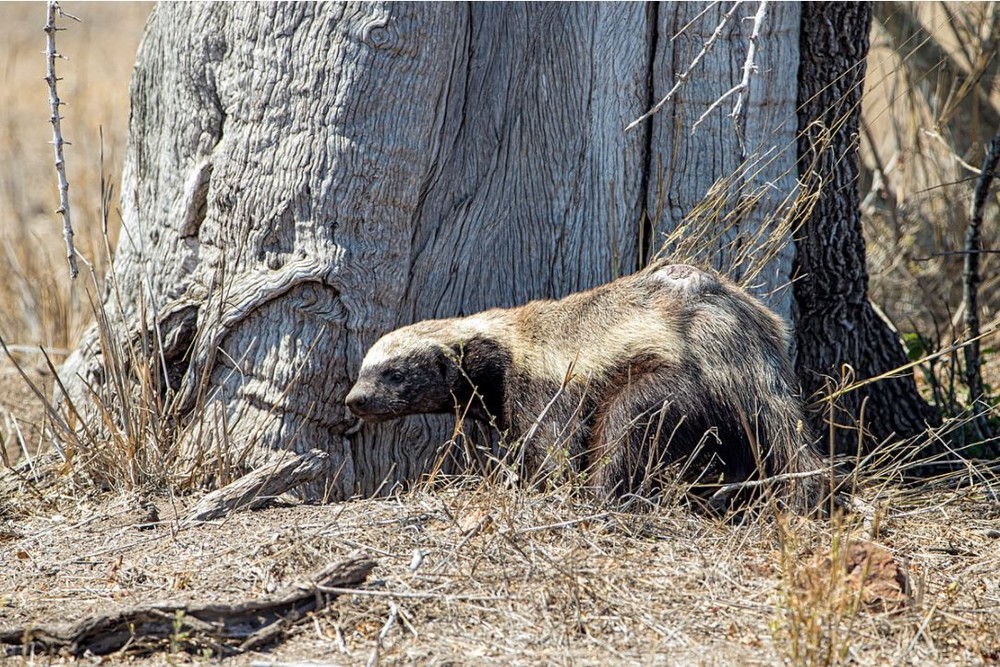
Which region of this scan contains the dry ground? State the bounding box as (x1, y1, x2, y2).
(3, 3, 1000, 666)
(2, 359, 999, 666)
(2, 413, 1000, 666)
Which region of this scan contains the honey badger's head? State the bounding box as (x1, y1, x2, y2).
(345, 318, 508, 423)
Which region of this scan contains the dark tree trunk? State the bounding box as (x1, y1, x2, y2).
(794, 2, 940, 454)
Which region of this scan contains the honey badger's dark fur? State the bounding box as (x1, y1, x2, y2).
(346, 262, 824, 510)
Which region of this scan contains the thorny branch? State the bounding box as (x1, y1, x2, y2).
(731, 1, 767, 136)
(44, 0, 80, 279)
(692, 0, 769, 144)
(628, 1, 769, 145)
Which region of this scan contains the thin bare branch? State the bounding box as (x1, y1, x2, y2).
(692, 1, 768, 136)
(709, 467, 830, 499)
(625, 1, 744, 132)
(693, 83, 744, 133)
(731, 0, 768, 141)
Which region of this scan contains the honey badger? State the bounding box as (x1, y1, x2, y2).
(345, 262, 824, 510)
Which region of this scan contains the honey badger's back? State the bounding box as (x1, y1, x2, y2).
(635, 263, 823, 509)
(500, 262, 823, 510)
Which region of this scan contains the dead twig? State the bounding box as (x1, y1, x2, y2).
(182, 449, 329, 525)
(709, 467, 831, 499)
(365, 602, 400, 667)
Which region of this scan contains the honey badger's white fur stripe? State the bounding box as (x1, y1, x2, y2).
(361, 316, 500, 368)
(347, 261, 825, 511)
(513, 310, 686, 385)
(364, 306, 686, 387)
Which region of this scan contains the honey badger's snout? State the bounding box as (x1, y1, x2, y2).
(344, 371, 401, 423)
(345, 375, 389, 420)
(344, 383, 369, 415)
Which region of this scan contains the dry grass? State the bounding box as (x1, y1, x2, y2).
(2, 3, 1000, 666)
(0, 2, 151, 466)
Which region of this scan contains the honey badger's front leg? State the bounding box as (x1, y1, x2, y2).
(503, 376, 593, 489)
(585, 362, 759, 501)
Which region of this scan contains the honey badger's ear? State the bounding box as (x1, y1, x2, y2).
(436, 345, 458, 378)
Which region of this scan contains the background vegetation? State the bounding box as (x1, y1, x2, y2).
(863, 3, 999, 414)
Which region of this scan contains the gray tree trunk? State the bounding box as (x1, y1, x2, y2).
(59, 2, 879, 499)
(647, 3, 802, 318)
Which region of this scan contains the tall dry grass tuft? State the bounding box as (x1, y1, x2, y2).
(0, 2, 151, 473)
(0, 3, 219, 497)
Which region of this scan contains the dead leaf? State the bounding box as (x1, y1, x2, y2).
(801, 540, 909, 614)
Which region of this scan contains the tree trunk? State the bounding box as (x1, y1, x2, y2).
(58, 2, 936, 498)
(647, 2, 803, 319)
(793, 2, 940, 455)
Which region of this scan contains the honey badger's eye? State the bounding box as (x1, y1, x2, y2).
(383, 368, 405, 384)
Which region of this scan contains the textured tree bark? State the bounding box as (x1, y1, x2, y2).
(793, 2, 940, 454)
(647, 2, 802, 319)
(60, 3, 655, 499)
(60, 2, 919, 499)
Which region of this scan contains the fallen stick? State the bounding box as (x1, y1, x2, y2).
(183, 449, 329, 524)
(0, 551, 375, 657)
